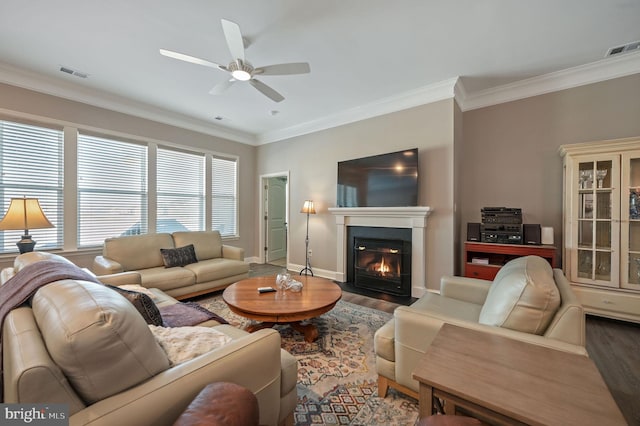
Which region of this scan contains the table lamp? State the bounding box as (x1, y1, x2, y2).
(300, 200, 316, 276)
(0, 197, 54, 253)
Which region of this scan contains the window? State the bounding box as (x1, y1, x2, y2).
(157, 147, 205, 232)
(77, 134, 147, 247)
(212, 156, 237, 237)
(0, 120, 63, 253)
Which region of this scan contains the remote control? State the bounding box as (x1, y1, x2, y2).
(258, 286, 276, 293)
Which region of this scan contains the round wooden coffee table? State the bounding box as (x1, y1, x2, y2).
(222, 275, 342, 342)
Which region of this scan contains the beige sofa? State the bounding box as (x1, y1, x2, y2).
(374, 255, 586, 399)
(2, 252, 297, 426)
(92, 231, 249, 299)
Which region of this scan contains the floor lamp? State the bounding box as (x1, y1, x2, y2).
(300, 200, 316, 276)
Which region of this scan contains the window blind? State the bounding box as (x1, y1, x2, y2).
(211, 156, 237, 237)
(77, 134, 147, 247)
(0, 120, 63, 253)
(157, 147, 205, 232)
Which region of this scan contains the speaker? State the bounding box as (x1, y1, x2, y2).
(523, 224, 541, 245)
(467, 223, 481, 242)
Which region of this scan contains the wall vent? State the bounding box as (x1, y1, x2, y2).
(59, 66, 88, 78)
(606, 40, 640, 57)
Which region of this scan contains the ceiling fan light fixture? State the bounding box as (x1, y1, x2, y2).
(231, 69, 251, 81)
(228, 60, 253, 81)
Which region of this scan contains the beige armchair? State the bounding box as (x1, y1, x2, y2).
(374, 256, 586, 399)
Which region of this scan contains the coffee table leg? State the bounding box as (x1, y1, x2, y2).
(245, 321, 319, 342)
(246, 322, 275, 333)
(291, 322, 318, 342)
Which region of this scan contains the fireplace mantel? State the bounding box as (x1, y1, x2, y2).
(329, 206, 432, 297)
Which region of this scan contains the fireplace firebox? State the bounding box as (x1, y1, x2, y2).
(347, 227, 411, 296)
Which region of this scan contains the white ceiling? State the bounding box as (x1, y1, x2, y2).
(1, 1, 639, 145)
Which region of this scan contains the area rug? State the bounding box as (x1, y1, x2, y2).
(195, 294, 419, 426)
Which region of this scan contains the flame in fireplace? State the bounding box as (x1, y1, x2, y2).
(377, 257, 390, 274)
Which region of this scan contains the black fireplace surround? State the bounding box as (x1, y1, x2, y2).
(346, 226, 412, 297)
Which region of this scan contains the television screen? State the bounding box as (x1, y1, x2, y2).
(337, 148, 418, 207)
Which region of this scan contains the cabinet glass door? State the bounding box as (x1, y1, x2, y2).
(574, 158, 618, 287)
(622, 151, 640, 290)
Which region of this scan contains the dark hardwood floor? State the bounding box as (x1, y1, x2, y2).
(257, 263, 639, 425)
(585, 315, 640, 426)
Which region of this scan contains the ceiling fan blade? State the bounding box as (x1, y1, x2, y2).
(209, 79, 236, 95)
(221, 19, 245, 62)
(159, 49, 226, 71)
(249, 79, 284, 103)
(255, 62, 311, 76)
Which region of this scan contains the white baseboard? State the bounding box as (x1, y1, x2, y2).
(286, 263, 339, 281)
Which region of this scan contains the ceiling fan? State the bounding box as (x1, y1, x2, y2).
(160, 19, 310, 103)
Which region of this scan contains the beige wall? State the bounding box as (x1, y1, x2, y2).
(460, 73, 640, 269)
(0, 83, 257, 269)
(256, 99, 457, 291)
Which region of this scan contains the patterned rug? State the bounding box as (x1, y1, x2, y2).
(195, 294, 419, 426)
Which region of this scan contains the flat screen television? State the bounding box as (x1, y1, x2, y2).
(337, 148, 418, 207)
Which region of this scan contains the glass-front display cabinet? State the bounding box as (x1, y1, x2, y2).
(561, 138, 640, 323)
(574, 157, 619, 287)
(622, 152, 640, 291)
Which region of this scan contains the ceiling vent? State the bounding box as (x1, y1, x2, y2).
(606, 40, 640, 57)
(59, 66, 88, 78)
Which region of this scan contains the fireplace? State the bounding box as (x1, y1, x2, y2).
(347, 227, 412, 296)
(329, 206, 432, 298)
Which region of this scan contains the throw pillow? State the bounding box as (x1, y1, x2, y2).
(106, 285, 163, 326)
(160, 244, 198, 268)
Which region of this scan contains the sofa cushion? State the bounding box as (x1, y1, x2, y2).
(160, 244, 198, 268)
(137, 266, 195, 291)
(31, 280, 170, 404)
(172, 231, 222, 261)
(479, 256, 560, 334)
(106, 285, 163, 326)
(103, 233, 174, 271)
(184, 258, 250, 283)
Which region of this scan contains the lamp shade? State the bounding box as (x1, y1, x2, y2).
(300, 200, 316, 214)
(0, 197, 54, 231)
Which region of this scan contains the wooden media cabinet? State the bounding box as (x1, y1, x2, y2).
(464, 241, 557, 280)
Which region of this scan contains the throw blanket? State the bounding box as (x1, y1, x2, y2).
(148, 325, 232, 366)
(159, 302, 228, 327)
(0, 260, 101, 402)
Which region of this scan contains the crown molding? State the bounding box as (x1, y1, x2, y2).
(2, 51, 639, 146)
(257, 77, 459, 145)
(457, 52, 640, 111)
(0, 63, 258, 145)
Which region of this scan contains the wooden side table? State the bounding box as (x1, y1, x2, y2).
(412, 324, 626, 426)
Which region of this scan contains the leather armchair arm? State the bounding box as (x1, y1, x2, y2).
(96, 271, 142, 286)
(70, 328, 285, 426)
(222, 245, 244, 261)
(395, 306, 588, 356)
(92, 255, 124, 276)
(439, 275, 491, 305)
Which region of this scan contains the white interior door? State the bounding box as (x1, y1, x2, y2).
(266, 176, 287, 262)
